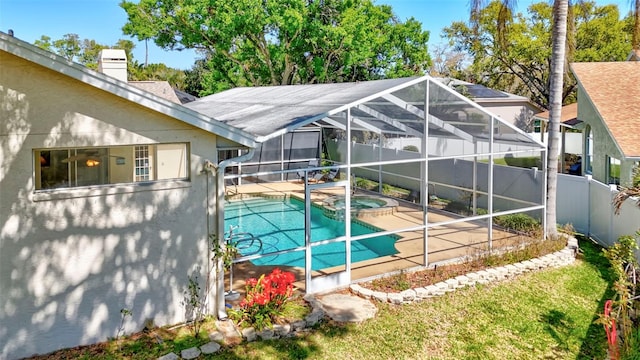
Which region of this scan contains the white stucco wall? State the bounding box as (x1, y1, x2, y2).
(0, 52, 222, 359)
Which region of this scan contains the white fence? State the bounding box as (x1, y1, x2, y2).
(557, 173, 640, 248)
(327, 140, 639, 249)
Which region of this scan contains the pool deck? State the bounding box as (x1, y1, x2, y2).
(224, 180, 534, 293)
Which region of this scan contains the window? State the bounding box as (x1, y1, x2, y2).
(533, 119, 543, 133)
(607, 155, 621, 185)
(134, 145, 152, 181)
(35, 143, 189, 190)
(584, 125, 593, 174)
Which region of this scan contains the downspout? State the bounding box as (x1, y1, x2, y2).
(206, 148, 255, 320)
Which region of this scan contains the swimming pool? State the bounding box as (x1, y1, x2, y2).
(224, 197, 399, 270)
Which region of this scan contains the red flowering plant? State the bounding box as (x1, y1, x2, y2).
(229, 268, 296, 330)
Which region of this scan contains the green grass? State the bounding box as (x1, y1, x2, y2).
(214, 239, 614, 359)
(483, 156, 541, 169)
(30, 239, 615, 360)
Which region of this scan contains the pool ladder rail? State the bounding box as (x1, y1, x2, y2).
(224, 225, 263, 300)
(226, 226, 263, 256)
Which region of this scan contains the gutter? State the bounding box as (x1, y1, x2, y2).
(209, 148, 255, 319)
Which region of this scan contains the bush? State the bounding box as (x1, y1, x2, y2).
(503, 156, 541, 169)
(493, 213, 540, 234)
(443, 201, 471, 215)
(402, 145, 419, 152)
(355, 177, 375, 190)
(229, 268, 296, 331)
(597, 233, 640, 359)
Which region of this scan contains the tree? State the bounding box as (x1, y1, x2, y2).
(32, 34, 189, 90)
(120, 0, 431, 95)
(428, 43, 469, 78)
(614, 165, 640, 214)
(545, 0, 569, 239)
(447, 1, 632, 109)
(47, 33, 82, 62)
(466, 0, 574, 238)
(632, 0, 640, 50)
(120, 0, 162, 66)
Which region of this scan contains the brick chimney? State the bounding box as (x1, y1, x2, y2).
(98, 49, 127, 82)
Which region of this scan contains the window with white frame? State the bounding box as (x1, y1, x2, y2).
(135, 145, 152, 181)
(34, 143, 189, 190)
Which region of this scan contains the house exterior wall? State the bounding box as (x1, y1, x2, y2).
(576, 86, 635, 185)
(475, 100, 539, 132)
(1, 52, 220, 359)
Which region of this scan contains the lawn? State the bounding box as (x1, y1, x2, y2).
(29, 239, 614, 359)
(213, 239, 613, 360)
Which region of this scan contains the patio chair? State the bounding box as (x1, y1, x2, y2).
(325, 168, 340, 182)
(297, 159, 320, 182)
(309, 172, 325, 183)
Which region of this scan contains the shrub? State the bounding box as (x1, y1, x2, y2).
(443, 201, 470, 215)
(493, 213, 540, 234)
(597, 233, 640, 359)
(230, 268, 296, 331)
(355, 177, 375, 190)
(402, 145, 419, 152)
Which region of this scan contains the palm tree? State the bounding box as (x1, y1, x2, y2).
(614, 166, 640, 214)
(545, 0, 569, 239)
(633, 0, 640, 51)
(469, 0, 568, 238)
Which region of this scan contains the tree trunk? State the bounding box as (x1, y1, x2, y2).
(546, 0, 569, 239)
(634, 0, 640, 50)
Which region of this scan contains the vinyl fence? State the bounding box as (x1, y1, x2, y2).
(557, 173, 640, 247)
(328, 140, 639, 252)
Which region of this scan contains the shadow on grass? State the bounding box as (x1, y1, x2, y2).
(213, 322, 351, 359)
(541, 309, 575, 354)
(574, 237, 616, 359)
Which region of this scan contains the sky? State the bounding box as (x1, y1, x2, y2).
(0, 0, 633, 70)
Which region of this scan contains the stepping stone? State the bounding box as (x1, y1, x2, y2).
(157, 353, 179, 360)
(317, 293, 377, 322)
(200, 341, 221, 354)
(181, 347, 201, 359)
(216, 319, 242, 345)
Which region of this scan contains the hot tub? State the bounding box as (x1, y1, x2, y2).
(322, 194, 398, 219)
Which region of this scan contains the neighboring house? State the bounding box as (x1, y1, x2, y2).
(532, 103, 584, 174)
(436, 78, 542, 132)
(98, 49, 196, 105)
(0, 32, 254, 359)
(570, 61, 640, 186)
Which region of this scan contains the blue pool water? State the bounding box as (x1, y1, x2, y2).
(224, 197, 399, 270)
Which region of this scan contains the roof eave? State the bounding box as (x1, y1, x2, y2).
(0, 32, 256, 148)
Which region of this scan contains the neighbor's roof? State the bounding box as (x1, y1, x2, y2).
(184, 77, 421, 141)
(129, 81, 181, 104)
(0, 31, 255, 148)
(571, 62, 640, 158)
(534, 103, 582, 127)
(433, 77, 533, 103)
